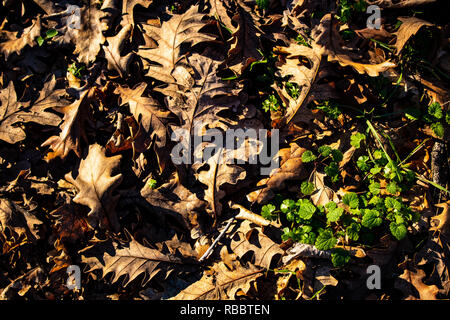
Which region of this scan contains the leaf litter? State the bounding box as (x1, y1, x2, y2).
(0, 0, 448, 300)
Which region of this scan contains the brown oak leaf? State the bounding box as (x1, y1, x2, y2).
(65, 144, 123, 231)
(41, 88, 93, 160)
(247, 142, 308, 204)
(0, 17, 41, 60)
(80, 237, 186, 287)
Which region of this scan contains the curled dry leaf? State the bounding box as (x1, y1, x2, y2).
(247, 142, 308, 204)
(396, 268, 439, 300)
(0, 77, 65, 144)
(41, 89, 93, 160)
(230, 202, 271, 227)
(65, 144, 123, 231)
(0, 198, 43, 242)
(430, 202, 450, 234)
(226, 0, 263, 74)
(312, 14, 396, 76)
(229, 220, 283, 269)
(394, 17, 434, 53)
(0, 17, 41, 60)
(310, 171, 339, 207)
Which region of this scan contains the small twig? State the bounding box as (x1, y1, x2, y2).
(198, 218, 235, 262)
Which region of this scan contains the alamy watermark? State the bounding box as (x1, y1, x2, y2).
(170, 123, 280, 175)
(367, 5, 381, 30)
(66, 265, 81, 291)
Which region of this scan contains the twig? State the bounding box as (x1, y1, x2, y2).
(198, 218, 235, 262)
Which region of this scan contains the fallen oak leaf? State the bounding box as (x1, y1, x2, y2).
(53, 5, 106, 64)
(171, 252, 263, 300)
(80, 237, 186, 287)
(273, 42, 324, 126)
(115, 82, 173, 162)
(138, 5, 215, 87)
(396, 268, 439, 300)
(0, 17, 41, 60)
(0, 198, 43, 243)
(140, 174, 207, 236)
(41, 88, 93, 160)
(103, 24, 135, 77)
(430, 202, 450, 234)
(312, 14, 396, 77)
(394, 16, 435, 54)
(0, 78, 67, 144)
(247, 142, 308, 205)
(229, 220, 283, 269)
(65, 144, 122, 231)
(226, 0, 263, 74)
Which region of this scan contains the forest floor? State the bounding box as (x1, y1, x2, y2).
(0, 0, 449, 300)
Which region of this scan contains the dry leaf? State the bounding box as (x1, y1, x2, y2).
(310, 171, 339, 206)
(247, 142, 308, 204)
(54, 5, 106, 64)
(430, 202, 450, 234)
(171, 256, 263, 299)
(65, 144, 122, 231)
(41, 89, 93, 160)
(0, 17, 41, 60)
(103, 24, 135, 77)
(226, 1, 263, 74)
(394, 17, 434, 53)
(313, 14, 396, 76)
(0, 198, 43, 242)
(138, 5, 215, 86)
(0, 78, 65, 144)
(80, 237, 185, 287)
(229, 220, 283, 269)
(396, 268, 439, 300)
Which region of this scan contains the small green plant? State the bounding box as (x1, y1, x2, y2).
(37, 29, 58, 46)
(256, 0, 270, 10)
(313, 100, 342, 120)
(404, 102, 448, 138)
(258, 122, 439, 268)
(147, 178, 158, 189)
(295, 32, 312, 48)
(301, 146, 343, 183)
(336, 0, 367, 23)
(285, 82, 300, 100)
(68, 62, 86, 78)
(262, 94, 281, 113)
(261, 188, 419, 267)
(425, 102, 447, 138)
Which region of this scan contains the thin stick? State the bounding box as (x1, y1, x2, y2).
(198, 218, 235, 262)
